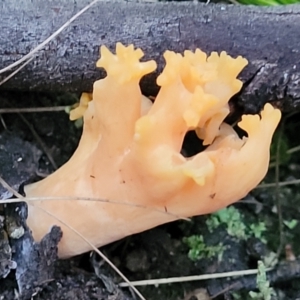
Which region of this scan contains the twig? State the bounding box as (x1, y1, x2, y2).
(256, 179, 300, 189)
(35, 205, 146, 300)
(287, 145, 300, 154)
(268, 143, 300, 168)
(211, 282, 240, 299)
(0, 114, 7, 130)
(17, 113, 58, 170)
(119, 268, 273, 287)
(0, 98, 59, 171)
(0, 176, 24, 199)
(0, 57, 34, 86)
(0, 0, 100, 75)
(0, 106, 68, 114)
(1, 196, 189, 221)
(275, 121, 284, 258)
(0, 175, 146, 300)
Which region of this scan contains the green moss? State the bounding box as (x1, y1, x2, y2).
(206, 206, 267, 241)
(183, 234, 227, 261)
(249, 261, 276, 300)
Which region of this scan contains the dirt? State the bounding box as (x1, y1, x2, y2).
(0, 91, 300, 300)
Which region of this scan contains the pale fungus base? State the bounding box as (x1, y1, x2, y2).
(24, 43, 281, 258)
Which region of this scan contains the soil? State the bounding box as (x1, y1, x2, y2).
(0, 90, 300, 300)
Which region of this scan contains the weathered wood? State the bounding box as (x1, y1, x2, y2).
(1, 1, 300, 112)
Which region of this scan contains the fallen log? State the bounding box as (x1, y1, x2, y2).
(1, 0, 300, 112)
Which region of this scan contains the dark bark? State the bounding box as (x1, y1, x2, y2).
(1, 1, 300, 112)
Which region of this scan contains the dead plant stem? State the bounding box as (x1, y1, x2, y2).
(0, 0, 100, 75)
(119, 268, 273, 287)
(275, 121, 284, 258)
(0, 175, 146, 300)
(0, 106, 68, 114)
(0, 57, 34, 86)
(17, 113, 58, 170)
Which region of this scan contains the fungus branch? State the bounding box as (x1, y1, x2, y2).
(24, 43, 281, 258)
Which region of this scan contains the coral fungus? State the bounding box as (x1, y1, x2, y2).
(24, 43, 281, 258)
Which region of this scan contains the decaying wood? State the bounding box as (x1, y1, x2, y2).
(1, 1, 300, 112)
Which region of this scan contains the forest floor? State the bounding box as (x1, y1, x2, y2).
(0, 90, 300, 300)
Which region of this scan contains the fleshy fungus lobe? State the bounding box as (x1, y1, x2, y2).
(24, 43, 281, 257)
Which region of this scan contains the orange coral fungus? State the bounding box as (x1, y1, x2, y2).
(24, 43, 281, 258)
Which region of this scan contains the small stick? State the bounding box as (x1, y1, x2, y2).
(0, 0, 100, 75)
(0, 106, 68, 114)
(0, 114, 7, 130)
(17, 113, 58, 170)
(256, 179, 300, 189)
(119, 268, 273, 287)
(0, 57, 34, 86)
(0, 175, 146, 300)
(1, 196, 189, 221)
